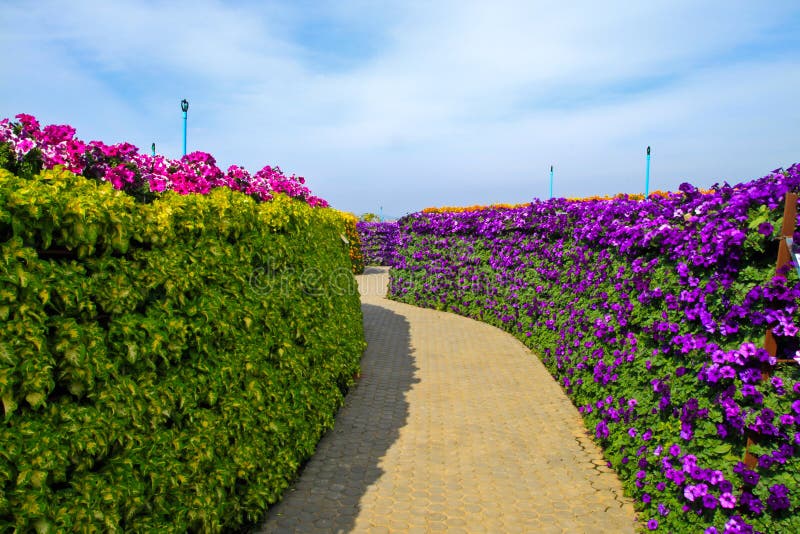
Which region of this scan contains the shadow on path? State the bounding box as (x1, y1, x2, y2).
(256, 303, 418, 533)
(361, 266, 387, 275)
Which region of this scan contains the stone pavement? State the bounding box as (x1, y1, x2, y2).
(256, 266, 637, 533)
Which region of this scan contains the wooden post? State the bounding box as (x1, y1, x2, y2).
(743, 192, 797, 469)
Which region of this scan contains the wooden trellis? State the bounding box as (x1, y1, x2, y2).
(743, 192, 798, 469)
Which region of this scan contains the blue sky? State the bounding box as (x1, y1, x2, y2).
(2, 1, 799, 218)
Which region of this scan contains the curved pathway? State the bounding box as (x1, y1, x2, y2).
(257, 267, 637, 533)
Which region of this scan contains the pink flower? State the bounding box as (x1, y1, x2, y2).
(15, 138, 35, 155)
(719, 492, 736, 509)
(15, 113, 40, 133)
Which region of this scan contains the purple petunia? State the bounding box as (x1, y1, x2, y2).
(719, 492, 736, 509)
(702, 493, 718, 509)
(766, 484, 790, 511)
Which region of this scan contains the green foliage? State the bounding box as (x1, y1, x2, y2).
(337, 211, 365, 274)
(0, 142, 43, 182)
(0, 168, 365, 532)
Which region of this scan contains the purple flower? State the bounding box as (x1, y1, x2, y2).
(702, 493, 718, 509)
(684, 484, 708, 501)
(719, 492, 736, 509)
(758, 455, 774, 469)
(741, 469, 759, 486)
(647, 519, 658, 530)
(723, 516, 753, 533)
(767, 484, 791, 511)
(740, 491, 763, 515)
(595, 420, 609, 439)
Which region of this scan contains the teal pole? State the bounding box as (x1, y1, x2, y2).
(645, 146, 651, 198)
(380, 206, 383, 222)
(151, 142, 155, 157)
(180, 99, 189, 156)
(549, 165, 554, 199)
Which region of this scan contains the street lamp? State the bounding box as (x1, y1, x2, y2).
(181, 99, 189, 156)
(549, 165, 554, 200)
(645, 146, 651, 199)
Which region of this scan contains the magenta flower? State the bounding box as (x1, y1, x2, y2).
(0, 113, 329, 208)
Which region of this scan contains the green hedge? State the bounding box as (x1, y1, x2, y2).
(0, 167, 365, 532)
(337, 211, 365, 275)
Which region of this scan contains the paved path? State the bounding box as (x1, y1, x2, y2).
(257, 267, 637, 533)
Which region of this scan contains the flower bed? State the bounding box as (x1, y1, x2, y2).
(0, 114, 327, 207)
(389, 167, 800, 533)
(356, 221, 400, 266)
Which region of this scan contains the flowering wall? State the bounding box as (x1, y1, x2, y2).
(389, 167, 800, 533)
(356, 221, 400, 266)
(340, 212, 365, 274)
(0, 166, 364, 532)
(0, 114, 328, 207)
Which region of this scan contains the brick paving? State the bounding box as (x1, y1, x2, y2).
(256, 266, 637, 533)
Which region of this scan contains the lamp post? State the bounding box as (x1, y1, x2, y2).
(380, 206, 383, 222)
(151, 142, 156, 157)
(645, 146, 651, 199)
(181, 99, 189, 156)
(549, 165, 554, 200)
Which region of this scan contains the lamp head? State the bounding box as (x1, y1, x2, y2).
(647, 146, 651, 156)
(181, 99, 189, 112)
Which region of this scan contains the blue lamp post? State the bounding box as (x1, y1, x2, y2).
(181, 99, 189, 156)
(549, 165, 554, 200)
(151, 142, 156, 157)
(645, 146, 651, 198)
(380, 206, 384, 222)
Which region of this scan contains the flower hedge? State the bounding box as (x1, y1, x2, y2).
(356, 221, 400, 266)
(0, 122, 366, 530)
(388, 167, 800, 533)
(0, 114, 328, 208)
(340, 213, 365, 274)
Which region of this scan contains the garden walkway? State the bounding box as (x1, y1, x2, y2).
(257, 266, 637, 533)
